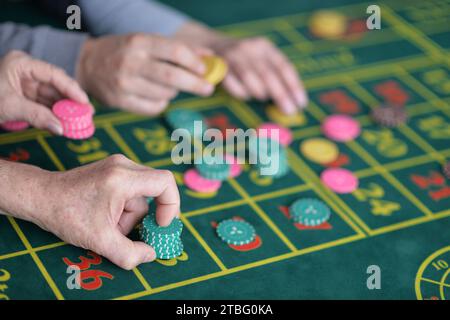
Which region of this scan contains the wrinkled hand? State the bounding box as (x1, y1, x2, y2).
(77, 34, 214, 115)
(0, 51, 90, 135)
(212, 37, 308, 114)
(174, 23, 309, 115)
(36, 155, 180, 270)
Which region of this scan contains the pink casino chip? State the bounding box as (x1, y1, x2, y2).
(224, 154, 243, 178)
(184, 169, 222, 193)
(257, 122, 293, 146)
(63, 123, 96, 140)
(322, 114, 361, 142)
(52, 99, 94, 123)
(320, 168, 359, 194)
(0, 121, 30, 132)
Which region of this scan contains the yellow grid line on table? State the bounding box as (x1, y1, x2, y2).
(370, 208, 450, 237)
(36, 131, 155, 296)
(396, 66, 450, 118)
(299, 99, 438, 230)
(6, 216, 64, 300)
(228, 179, 297, 252)
(182, 199, 248, 218)
(420, 277, 450, 288)
(338, 81, 438, 218)
(343, 77, 447, 164)
(274, 20, 313, 52)
(0, 56, 439, 148)
(180, 216, 227, 271)
(103, 124, 142, 163)
(381, 5, 449, 63)
(114, 233, 364, 300)
(227, 98, 367, 237)
(100, 124, 228, 273)
(347, 140, 434, 217)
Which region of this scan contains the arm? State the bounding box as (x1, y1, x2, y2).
(39, 0, 189, 36)
(0, 160, 51, 229)
(0, 23, 88, 77)
(0, 156, 181, 270)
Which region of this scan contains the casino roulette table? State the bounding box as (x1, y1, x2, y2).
(0, 0, 449, 300)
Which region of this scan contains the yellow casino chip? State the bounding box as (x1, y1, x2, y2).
(202, 55, 228, 85)
(300, 138, 339, 164)
(309, 10, 348, 39)
(266, 104, 306, 127)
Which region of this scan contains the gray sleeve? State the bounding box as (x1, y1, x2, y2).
(0, 23, 88, 77)
(77, 0, 190, 36)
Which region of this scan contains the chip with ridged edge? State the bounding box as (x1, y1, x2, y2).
(216, 219, 256, 246)
(289, 198, 331, 226)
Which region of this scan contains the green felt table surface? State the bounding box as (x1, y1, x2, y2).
(0, 0, 449, 300)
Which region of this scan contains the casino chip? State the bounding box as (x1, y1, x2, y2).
(165, 109, 206, 139)
(309, 10, 348, 39)
(140, 213, 184, 260)
(184, 168, 222, 193)
(52, 99, 95, 140)
(216, 219, 256, 246)
(371, 105, 408, 128)
(300, 138, 339, 164)
(196, 154, 231, 181)
(202, 55, 228, 85)
(256, 122, 293, 146)
(250, 136, 289, 178)
(290, 198, 331, 226)
(322, 114, 361, 142)
(224, 154, 243, 178)
(321, 168, 359, 194)
(443, 161, 450, 179)
(0, 121, 30, 132)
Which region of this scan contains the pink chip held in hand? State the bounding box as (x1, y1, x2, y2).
(322, 114, 361, 142)
(257, 122, 293, 146)
(321, 168, 359, 194)
(52, 99, 93, 121)
(184, 169, 222, 193)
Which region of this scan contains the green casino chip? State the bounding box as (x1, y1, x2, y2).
(289, 198, 331, 226)
(165, 109, 206, 139)
(195, 154, 231, 181)
(251, 136, 289, 178)
(142, 213, 183, 237)
(216, 219, 256, 246)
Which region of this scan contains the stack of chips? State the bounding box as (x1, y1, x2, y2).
(249, 135, 289, 178)
(140, 213, 184, 260)
(371, 104, 408, 128)
(0, 121, 30, 132)
(52, 99, 95, 140)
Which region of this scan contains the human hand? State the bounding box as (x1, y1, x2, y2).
(10, 155, 180, 270)
(0, 51, 91, 135)
(175, 23, 309, 115)
(77, 34, 214, 115)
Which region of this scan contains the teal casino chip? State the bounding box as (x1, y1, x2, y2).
(216, 219, 256, 246)
(165, 109, 206, 139)
(195, 154, 231, 181)
(289, 198, 331, 226)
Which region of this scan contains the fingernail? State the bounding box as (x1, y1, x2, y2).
(295, 90, 309, 108)
(198, 62, 206, 75)
(145, 248, 156, 263)
(281, 99, 297, 115)
(49, 121, 63, 136)
(202, 84, 215, 95)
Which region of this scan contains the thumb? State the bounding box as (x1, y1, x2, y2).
(18, 98, 63, 135)
(101, 231, 156, 270)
